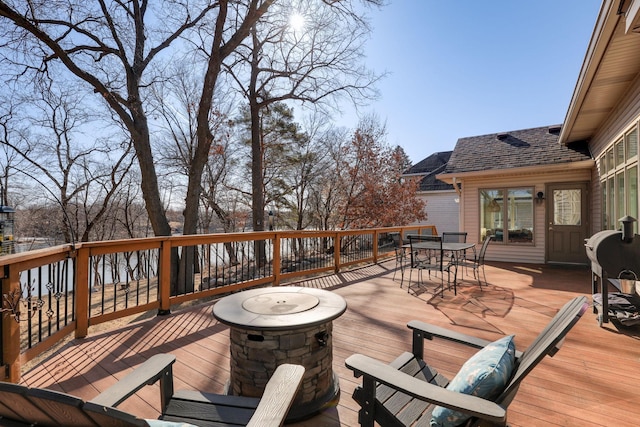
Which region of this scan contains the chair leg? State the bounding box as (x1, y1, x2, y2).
(480, 264, 488, 289)
(474, 267, 482, 290)
(450, 268, 456, 296)
(393, 252, 406, 288)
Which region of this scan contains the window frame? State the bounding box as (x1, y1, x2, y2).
(599, 123, 639, 232)
(480, 187, 535, 245)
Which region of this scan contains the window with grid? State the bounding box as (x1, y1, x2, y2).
(600, 126, 639, 232)
(480, 188, 534, 244)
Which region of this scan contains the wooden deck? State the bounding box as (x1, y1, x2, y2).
(20, 260, 640, 426)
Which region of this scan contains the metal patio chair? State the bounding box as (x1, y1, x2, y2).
(407, 235, 451, 297)
(453, 235, 493, 289)
(391, 232, 408, 287)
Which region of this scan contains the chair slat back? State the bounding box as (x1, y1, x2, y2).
(477, 235, 493, 262)
(84, 401, 148, 427)
(408, 235, 443, 268)
(408, 234, 442, 243)
(25, 387, 100, 426)
(0, 381, 147, 427)
(442, 232, 467, 244)
(496, 296, 588, 407)
(390, 232, 402, 248)
(0, 382, 56, 425)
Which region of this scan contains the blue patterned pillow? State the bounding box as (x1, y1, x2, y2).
(430, 335, 516, 427)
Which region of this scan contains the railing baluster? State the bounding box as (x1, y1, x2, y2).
(1, 226, 437, 383)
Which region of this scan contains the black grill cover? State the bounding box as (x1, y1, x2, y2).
(585, 230, 640, 279)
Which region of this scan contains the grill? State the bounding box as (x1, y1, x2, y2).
(585, 216, 640, 325)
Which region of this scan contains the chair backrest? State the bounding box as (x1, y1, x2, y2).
(0, 381, 146, 427)
(408, 235, 443, 267)
(495, 295, 588, 408)
(408, 234, 442, 245)
(390, 232, 402, 248)
(0, 382, 54, 425)
(477, 234, 493, 263)
(442, 232, 467, 243)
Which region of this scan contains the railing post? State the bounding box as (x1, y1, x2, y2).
(75, 247, 90, 339)
(159, 239, 172, 315)
(334, 232, 341, 273)
(1, 264, 21, 382)
(373, 230, 379, 263)
(273, 233, 281, 286)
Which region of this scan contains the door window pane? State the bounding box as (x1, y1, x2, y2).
(554, 189, 581, 226)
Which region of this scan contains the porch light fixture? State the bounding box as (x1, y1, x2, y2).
(536, 191, 545, 205)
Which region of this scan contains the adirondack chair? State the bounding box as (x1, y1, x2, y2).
(345, 296, 588, 427)
(0, 354, 305, 427)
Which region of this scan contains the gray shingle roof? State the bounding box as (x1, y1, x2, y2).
(443, 125, 592, 175)
(404, 151, 454, 191)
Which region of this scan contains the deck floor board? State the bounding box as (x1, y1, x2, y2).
(20, 261, 640, 427)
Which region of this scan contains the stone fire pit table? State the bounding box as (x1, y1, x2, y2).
(212, 286, 347, 421)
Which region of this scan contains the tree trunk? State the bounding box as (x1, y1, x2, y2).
(250, 92, 267, 268)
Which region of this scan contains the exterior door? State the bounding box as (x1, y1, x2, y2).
(546, 182, 589, 264)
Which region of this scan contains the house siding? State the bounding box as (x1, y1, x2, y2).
(412, 190, 459, 233)
(459, 169, 591, 264)
(585, 72, 640, 235)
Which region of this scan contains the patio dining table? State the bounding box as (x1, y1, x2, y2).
(402, 238, 476, 292)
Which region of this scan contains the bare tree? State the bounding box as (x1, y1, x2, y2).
(1, 88, 134, 243)
(274, 112, 329, 231)
(0, 0, 274, 239)
(309, 126, 351, 231)
(0, 98, 28, 207)
(225, 0, 382, 236)
(153, 70, 244, 265)
(151, 64, 240, 233)
(114, 175, 152, 239)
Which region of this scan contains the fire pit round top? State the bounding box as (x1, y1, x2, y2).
(213, 286, 347, 330)
(242, 292, 319, 315)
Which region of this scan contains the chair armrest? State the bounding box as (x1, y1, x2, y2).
(345, 354, 506, 425)
(247, 364, 305, 427)
(408, 321, 523, 359)
(89, 353, 176, 411)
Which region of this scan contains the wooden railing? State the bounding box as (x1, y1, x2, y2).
(0, 225, 437, 383)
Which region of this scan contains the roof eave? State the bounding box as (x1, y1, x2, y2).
(559, 0, 618, 145)
(436, 159, 595, 184)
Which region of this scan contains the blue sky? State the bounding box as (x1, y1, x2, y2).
(338, 1, 603, 163)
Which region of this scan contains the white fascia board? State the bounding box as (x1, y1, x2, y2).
(625, 0, 640, 33)
(559, 0, 617, 144)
